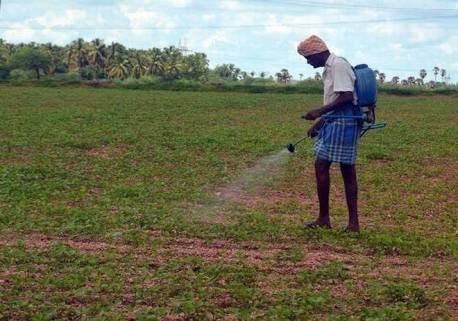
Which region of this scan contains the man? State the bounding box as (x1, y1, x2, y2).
(297, 35, 361, 232)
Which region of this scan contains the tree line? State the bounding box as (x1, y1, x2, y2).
(0, 38, 453, 87)
(0, 38, 209, 81)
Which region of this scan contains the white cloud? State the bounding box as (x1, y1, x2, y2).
(439, 35, 458, 55)
(2, 22, 36, 43)
(202, 14, 216, 21)
(409, 24, 441, 43)
(169, 0, 193, 7)
(35, 9, 88, 28)
(201, 30, 231, 50)
(264, 14, 290, 34)
(2, 9, 88, 44)
(119, 5, 175, 29)
(389, 43, 404, 52)
(367, 22, 399, 36)
(219, 0, 244, 11)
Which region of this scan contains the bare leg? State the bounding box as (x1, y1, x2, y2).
(340, 163, 359, 232)
(308, 158, 332, 228)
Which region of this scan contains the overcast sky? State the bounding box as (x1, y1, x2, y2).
(1, 0, 458, 81)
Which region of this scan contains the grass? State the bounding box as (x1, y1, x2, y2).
(0, 86, 456, 320)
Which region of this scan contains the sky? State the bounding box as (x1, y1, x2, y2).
(1, 0, 458, 82)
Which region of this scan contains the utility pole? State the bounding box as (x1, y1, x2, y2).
(178, 38, 192, 55)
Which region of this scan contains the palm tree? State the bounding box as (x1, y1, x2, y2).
(391, 76, 400, 85)
(250, 71, 255, 77)
(42, 42, 63, 75)
(131, 52, 146, 79)
(214, 63, 240, 81)
(106, 42, 127, 72)
(109, 59, 130, 79)
(162, 46, 183, 80)
(147, 48, 164, 76)
(260, 71, 266, 79)
(419, 69, 427, 82)
(67, 38, 89, 71)
(88, 38, 107, 72)
(433, 66, 439, 81)
(182, 52, 208, 80)
(440, 69, 446, 82)
(379, 73, 386, 84)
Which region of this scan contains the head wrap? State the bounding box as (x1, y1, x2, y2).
(297, 35, 328, 57)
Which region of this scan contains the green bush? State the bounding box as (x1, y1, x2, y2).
(9, 69, 34, 81)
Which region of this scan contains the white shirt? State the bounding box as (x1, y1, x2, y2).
(322, 53, 357, 105)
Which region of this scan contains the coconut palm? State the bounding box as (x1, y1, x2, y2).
(106, 42, 127, 71)
(131, 52, 146, 79)
(391, 76, 400, 85)
(87, 38, 107, 71)
(67, 38, 89, 71)
(379, 73, 386, 84)
(182, 52, 208, 80)
(42, 42, 64, 75)
(260, 72, 266, 79)
(162, 46, 183, 79)
(109, 59, 130, 79)
(147, 48, 164, 76)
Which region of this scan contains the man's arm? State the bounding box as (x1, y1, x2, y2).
(303, 91, 353, 120)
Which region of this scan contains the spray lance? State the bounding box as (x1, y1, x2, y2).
(286, 113, 386, 153)
(286, 117, 321, 153)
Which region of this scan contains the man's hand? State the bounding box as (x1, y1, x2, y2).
(307, 126, 319, 138)
(307, 118, 324, 138)
(302, 108, 322, 120)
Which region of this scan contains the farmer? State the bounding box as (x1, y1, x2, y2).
(297, 35, 360, 232)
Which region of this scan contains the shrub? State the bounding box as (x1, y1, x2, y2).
(9, 69, 34, 81)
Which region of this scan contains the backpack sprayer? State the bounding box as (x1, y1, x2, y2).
(287, 64, 386, 153)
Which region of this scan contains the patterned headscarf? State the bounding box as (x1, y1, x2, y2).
(297, 35, 329, 57)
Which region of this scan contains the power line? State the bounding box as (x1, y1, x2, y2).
(0, 14, 456, 30)
(256, 0, 458, 12)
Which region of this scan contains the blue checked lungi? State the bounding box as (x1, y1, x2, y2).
(313, 103, 361, 165)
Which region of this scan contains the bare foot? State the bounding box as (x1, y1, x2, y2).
(344, 225, 360, 233)
(305, 219, 331, 229)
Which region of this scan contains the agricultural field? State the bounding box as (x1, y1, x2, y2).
(0, 86, 456, 321)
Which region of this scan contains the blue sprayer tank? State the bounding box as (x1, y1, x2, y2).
(323, 62, 385, 136)
(353, 64, 377, 108)
(353, 64, 377, 124)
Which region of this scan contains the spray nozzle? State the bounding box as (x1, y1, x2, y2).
(286, 143, 295, 153)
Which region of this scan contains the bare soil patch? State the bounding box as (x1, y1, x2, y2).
(0, 231, 131, 253)
(84, 144, 127, 158)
